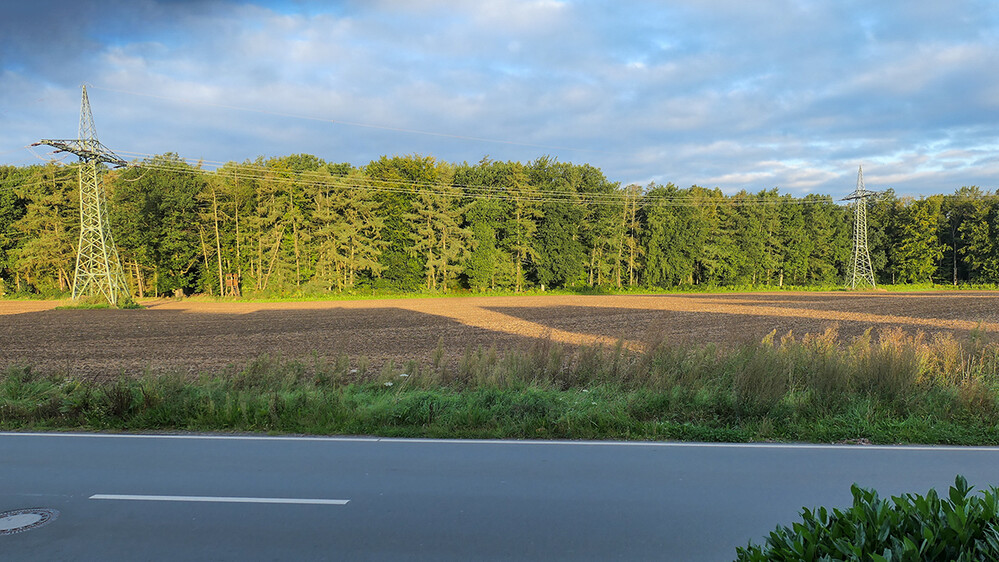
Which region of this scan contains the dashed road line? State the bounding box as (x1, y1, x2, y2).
(89, 494, 349, 505)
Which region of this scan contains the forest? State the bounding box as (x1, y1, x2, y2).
(0, 153, 993, 298)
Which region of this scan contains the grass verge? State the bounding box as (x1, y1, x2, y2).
(3, 326, 999, 443)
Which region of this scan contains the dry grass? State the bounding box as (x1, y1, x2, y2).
(5, 320, 999, 444)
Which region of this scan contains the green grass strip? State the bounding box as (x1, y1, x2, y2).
(5, 323, 999, 444)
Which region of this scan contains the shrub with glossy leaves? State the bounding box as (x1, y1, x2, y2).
(737, 476, 999, 561)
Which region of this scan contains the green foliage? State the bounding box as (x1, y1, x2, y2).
(6, 326, 999, 446)
(9, 164, 77, 295)
(867, 190, 900, 284)
(308, 166, 385, 291)
(894, 195, 947, 284)
(110, 154, 206, 295)
(803, 195, 851, 284)
(643, 183, 703, 287)
(464, 198, 504, 290)
(737, 476, 999, 561)
(0, 166, 27, 283)
(500, 161, 542, 291)
(775, 197, 810, 286)
(534, 198, 585, 288)
(367, 155, 439, 291)
(958, 191, 999, 283)
(5, 154, 999, 297)
(405, 162, 472, 291)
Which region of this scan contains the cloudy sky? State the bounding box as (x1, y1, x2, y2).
(2, 0, 998, 197)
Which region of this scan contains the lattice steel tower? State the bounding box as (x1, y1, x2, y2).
(33, 86, 129, 306)
(842, 165, 877, 289)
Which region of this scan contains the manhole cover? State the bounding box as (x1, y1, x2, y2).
(0, 508, 59, 535)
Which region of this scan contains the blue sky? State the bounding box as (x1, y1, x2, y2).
(2, 0, 998, 198)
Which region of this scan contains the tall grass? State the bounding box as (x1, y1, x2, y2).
(3, 325, 999, 443)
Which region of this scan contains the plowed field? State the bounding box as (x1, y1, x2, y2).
(2, 291, 998, 378)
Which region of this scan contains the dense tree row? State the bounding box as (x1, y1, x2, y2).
(0, 154, 993, 297)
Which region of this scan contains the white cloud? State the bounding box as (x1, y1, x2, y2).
(2, 0, 998, 196)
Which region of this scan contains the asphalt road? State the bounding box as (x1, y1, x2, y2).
(3, 433, 999, 561)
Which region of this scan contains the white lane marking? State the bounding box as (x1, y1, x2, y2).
(4, 431, 999, 452)
(90, 494, 349, 505)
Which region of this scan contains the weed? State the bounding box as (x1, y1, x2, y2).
(5, 327, 999, 444)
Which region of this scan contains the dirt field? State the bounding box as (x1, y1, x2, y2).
(2, 291, 999, 378)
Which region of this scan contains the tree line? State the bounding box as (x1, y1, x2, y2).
(0, 153, 994, 297)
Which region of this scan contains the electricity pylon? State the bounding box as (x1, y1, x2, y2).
(33, 85, 130, 306)
(841, 165, 877, 289)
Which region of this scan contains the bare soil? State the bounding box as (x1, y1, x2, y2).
(2, 291, 998, 379)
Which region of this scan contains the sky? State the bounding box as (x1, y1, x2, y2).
(2, 0, 998, 198)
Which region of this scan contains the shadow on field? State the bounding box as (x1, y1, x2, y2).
(0, 306, 547, 378)
(483, 305, 926, 347)
(3, 293, 999, 379)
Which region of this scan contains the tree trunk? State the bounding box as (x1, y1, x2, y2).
(199, 227, 212, 296)
(261, 225, 285, 292)
(293, 219, 301, 287)
(953, 236, 958, 286)
(515, 206, 523, 293)
(349, 243, 356, 289)
(135, 261, 145, 298)
(615, 236, 623, 289)
(234, 184, 242, 289)
(213, 188, 224, 295)
(256, 234, 264, 291)
(588, 245, 597, 287)
(440, 230, 448, 293)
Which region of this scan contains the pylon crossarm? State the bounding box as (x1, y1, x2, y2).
(32, 139, 127, 168)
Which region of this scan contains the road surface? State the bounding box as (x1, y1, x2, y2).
(3, 432, 999, 560)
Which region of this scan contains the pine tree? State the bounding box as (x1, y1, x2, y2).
(690, 186, 730, 285)
(775, 196, 810, 286)
(0, 166, 27, 291)
(865, 189, 900, 285)
(406, 163, 472, 291)
(311, 166, 387, 290)
(530, 158, 584, 289)
(11, 163, 77, 293)
(464, 198, 504, 291)
(940, 187, 981, 285)
(894, 195, 946, 283)
(110, 153, 206, 296)
(802, 195, 848, 284)
(643, 183, 704, 287)
(958, 191, 999, 283)
(621, 183, 643, 287)
(500, 162, 541, 292)
(367, 155, 440, 291)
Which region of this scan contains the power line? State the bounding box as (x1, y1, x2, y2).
(26, 144, 845, 207)
(120, 158, 837, 207)
(0, 171, 78, 192)
(108, 149, 833, 205)
(0, 146, 34, 157)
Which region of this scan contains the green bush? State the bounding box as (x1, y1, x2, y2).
(737, 476, 999, 561)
